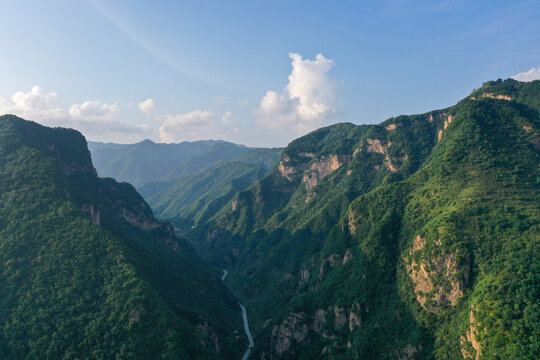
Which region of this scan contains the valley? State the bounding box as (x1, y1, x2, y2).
(92, 78, 539, 359)
(0, 78, 538, 360)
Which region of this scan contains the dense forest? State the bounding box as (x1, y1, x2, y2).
(182, 79, 540, 359)
(0, 115, 246, 359)
(0, 78, 538, 360)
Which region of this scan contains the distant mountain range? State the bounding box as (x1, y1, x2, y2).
(88, 139, 283, 230)
(89, 139, 268, 187)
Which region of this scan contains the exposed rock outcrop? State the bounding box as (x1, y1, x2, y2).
(365, 139, 389, 154)
(82, 203, 101, 225)
(428, 112, 447, 123)
(384, 153, 408, 172)
(303, 154, 351, 190)
(405, 235, 469, 311)
(460, 306, 483, 360)
(348, 209, 357, 235)
(122, 207, 161, 231)
(480, 93, 512, 101)
(385, 123, 401, 131)
(271, 304, 363, 356)
(438, 115, 454, 141)
(279, 161, 299, 181)
(271, 312, 309, 355)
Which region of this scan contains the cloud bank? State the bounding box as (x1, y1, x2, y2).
(0, 86, 150, 143)
(512, 66, 540, 82)
(256, 53, 337, 134)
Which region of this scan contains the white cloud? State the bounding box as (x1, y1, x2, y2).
(0, 85, 149, 143)
(512, 66, 540, 82)
(69, 100, 119, 120)
(0, 85, 64, 122)
(158, 110, 240, 143)
(159, 110, 217, 142)
(0, 86, 241, 144)
(138, 98, 155, 115)
(256, 53, 337, 133)
(222, 110, 233, 125)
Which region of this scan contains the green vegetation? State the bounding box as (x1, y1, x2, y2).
(0, 115, 245, 359)
(186, 79, 540, 359)
(144, 148, 282, 227)
(1, 78, 538, 360)
(89, 138, 253, 187)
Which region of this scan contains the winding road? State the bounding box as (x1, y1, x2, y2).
(222, 270, 254, 360)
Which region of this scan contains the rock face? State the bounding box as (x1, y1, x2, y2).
(438, 115, 454, 141)
(303, 154, 351, 190)
(385, 122, 401, 131)
(428, 112, 447, 122)
(279, 160, 298, 181)
(460, 306, 483, 360)
(270, 304, 363, 357)
(480, 93, 512, 101)
(365, 138, 389, 154)
(361, 138, 407, 172)
(82, 203, 101, 225)
(405, 235, 469, 311)
(384, 153, 408, 172)
(271, 312, 308, 355)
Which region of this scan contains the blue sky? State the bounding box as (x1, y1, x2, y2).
(1, 0, 539, 146)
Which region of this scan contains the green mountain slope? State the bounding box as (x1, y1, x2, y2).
(89, 139, 251, 187)
(142, 148, 282, 228)
(188, 79, 540, 359)
(0, 115, 245, 359)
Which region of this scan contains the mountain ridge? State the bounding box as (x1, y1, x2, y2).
(183, 78, 540, 359)
(0, 114, 245, 359)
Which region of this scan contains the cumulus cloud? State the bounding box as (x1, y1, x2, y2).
(0, 85, 150, 143)
(256, 53, 337, 133)
(159, 110, 217, 142)
(158, 110, 239, 143)
(0, 85, 64, 122)
(69, 100, 119, 120)
(0, 86, 240, 144)
(512, 66, 540, 82)
(138, 98, 156, 115)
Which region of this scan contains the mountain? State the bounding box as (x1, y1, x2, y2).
(0, 115, 245, 359)
(88, 139, 252, 187)
(143, 148, 282, 228)
(186, 79, 540, 359)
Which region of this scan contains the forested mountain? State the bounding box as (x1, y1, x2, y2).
(142, 148, 282, 228)
(0, 115, 245, 359)
(185, 79, 540, 359)
(88, 139, 253, 187)
(1, 79, 538, 360)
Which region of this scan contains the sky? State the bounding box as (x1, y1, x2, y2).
(1, 0, 540, 147)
